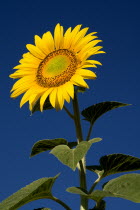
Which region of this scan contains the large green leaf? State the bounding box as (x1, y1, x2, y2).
(66, 187, 112, 203)
(87, 154, 140, 178)
(68, 174, 140, 204)
(30, 138, 68, 157)
(81, 101, 130, 124)
(88, 190, 114, 202)
(68, 174, 140, 203)
(30, 139, 77, 157)
(88, 174, 140, 203)
(0, 175, 59, 210)
(50, 140, 96, 171)
(66, 187, 112, 202)
(32, 98, 53, 114)
(103, 173, 140, 203)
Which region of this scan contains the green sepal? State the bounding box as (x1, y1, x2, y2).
(0, 174, 59, 210)
(87, 153, 140, 178)
(30, 138, 77, 157)
(77, 87, 86, 93)
(31, 98, 53, 114)
(81, 101, 130, 124)
(50, 140, 98, 171)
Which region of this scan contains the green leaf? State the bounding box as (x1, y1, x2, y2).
(34, 208, 51, 210)
(50, 141, 94, 171)
(88, 138, 102, 144)
(68, 174, 140, 204)
(103, 173, 140, 203)
(88, 190, 114, 202)
(86, 165, 104, 177)
(66, 187, 88, 196)
(81, 101, 130, 124)
(66, 187, 111, 204)
(32, 98, 53, 114)
(87, 154, 140, 178)
(0, 175, 59, 210)
(30, 138, 68, 157)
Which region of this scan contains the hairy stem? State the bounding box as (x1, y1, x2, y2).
(72, 92, 88, 210)
(53, 197, 72, 210)
(64, 106, 74, 120)
(86, 123, 94, 141)
(88, 176, 102, 194)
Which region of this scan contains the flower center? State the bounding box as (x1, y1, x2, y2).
(36, 49, 78, 87)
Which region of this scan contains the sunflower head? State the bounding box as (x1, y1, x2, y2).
(10, 23, 105, 111)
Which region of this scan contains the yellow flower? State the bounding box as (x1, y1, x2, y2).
(10, 24, 105, 111)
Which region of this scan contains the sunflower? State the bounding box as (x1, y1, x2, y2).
(10, 24, 105, 111)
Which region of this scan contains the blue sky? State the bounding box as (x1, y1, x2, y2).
(0, 0, 140, 209)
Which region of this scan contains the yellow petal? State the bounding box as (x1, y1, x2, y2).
(78, 41, 102, 58)
(74, 34, 98, 52)
(61, 85, 70, 103)
(81, 46, 103, 60)
(19, 85, 44, 108)
(65, 25, 82, 49)
(70, 27, 89, 50)
(71, 74, 89, 88)
(77, 69, 97, 79)
(57, 86, 64, 110)
(42, 31, 55, 52)
(26, 44, 45, 59)
(49, 88, 57, 108)
(34, 35, 50, 55)
(11, 76, 35, 91)
(85, 60, 102, 66)
(29, 92, 44, 111)
(54, 23, 61, 50)
(22, 52, 41, 63)
(40, 88, 53, 111)
(71, 25, 82, 37)
(10, 86, 30, 98)
(20, 88, 35, 108)
(10, 70, 35, 79)
(63, 27, 72, 48)
(81, 64, 97, 68)
(19, 57, 40, 65)
(64, 82, 74, 99)
(60, 25, 64, 48)
(82, 40, 102, 52)
(94, 50, 106, 54)
(68, 25, 82, 48)
(13, 63, 38, 69)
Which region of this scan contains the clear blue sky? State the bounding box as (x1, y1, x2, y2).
(0, 0, 140, 209)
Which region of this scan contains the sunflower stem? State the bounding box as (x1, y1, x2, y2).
(53, 197, 72, 210)
(88, 176, 102, 194)
(86, 122, 94, 141)
(72, 92, 88, 210)
(64, 106, 74, 119)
